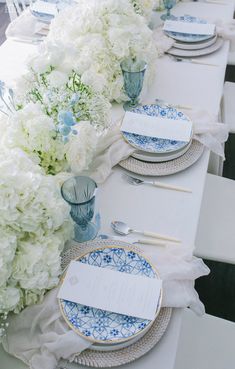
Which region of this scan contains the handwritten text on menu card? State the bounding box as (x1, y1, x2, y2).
(58, 261, 162, 320)
(121, 111, 192, 142)
(163, 20, 215, 36)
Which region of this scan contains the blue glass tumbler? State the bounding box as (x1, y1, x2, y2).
(61, 176, 100, 243)
(120, 58, 147, 111)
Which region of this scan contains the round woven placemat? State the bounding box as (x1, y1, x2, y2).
(60, 239, 172, 368)
(119, 140, 204, 176)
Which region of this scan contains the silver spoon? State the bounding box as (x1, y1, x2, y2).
(111, 221, 180, 243)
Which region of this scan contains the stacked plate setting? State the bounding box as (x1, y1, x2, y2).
(59, 246, 162, 351)
(121, 103, 193, 164)
(164, 15, 223, 58)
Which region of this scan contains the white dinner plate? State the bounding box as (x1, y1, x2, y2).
(173, 34, 217, 50)
(167, 37, 223, 58)
(132, 139, 192, 163)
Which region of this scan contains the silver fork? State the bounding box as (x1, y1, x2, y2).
(169, 55, 218, 67)
(123, 174, 192, 193)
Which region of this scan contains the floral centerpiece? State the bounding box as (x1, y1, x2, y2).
(0, 148, 73, 335)
(0, 0, 161, 339)
(45, 0, 158, 102)
(130, 0, 155, 20)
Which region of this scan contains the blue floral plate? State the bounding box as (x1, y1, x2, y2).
(164, 15, 215, 43)
(59, 247, 162, 343)
(122, 104, 193, 154)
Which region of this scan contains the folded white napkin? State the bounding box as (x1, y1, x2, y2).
(216, 19, 235, 52)
(153, 27, 175, 56)
(2, 243, 209, 369)
(6, 9, 49, 41)
(81, 108, 228, 183)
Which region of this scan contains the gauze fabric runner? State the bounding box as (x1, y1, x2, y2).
(6, 9, 48, 41)
(216, 19, 235, 52)
(80, 108, 229, 183)
(2, 243, 209, 369)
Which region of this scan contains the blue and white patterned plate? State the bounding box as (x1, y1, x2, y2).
(164, 15, 215, 43)
(59, 247, 162, 343)
(122, 104, 192, 154)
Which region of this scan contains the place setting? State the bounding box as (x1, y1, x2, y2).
(163, 15, 223, 59)
(115, 56, 229, 178)
(117, 58, 203, 176)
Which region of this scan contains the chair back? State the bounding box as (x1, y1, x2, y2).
(6, 0, 31, 22)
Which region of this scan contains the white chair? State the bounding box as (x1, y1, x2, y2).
(194, 173, 235, 264)
(222, 81, 235, 134)
(6, 0, 29, 22)
(208, 81, 235, 176)
(174, 308, 235, 369)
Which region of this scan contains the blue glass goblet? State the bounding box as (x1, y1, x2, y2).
(161, 0, 177, 20)
(61, 176, 100, 243)
(120, 58, 147, 111)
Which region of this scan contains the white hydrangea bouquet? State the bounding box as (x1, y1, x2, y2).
(0, 0, 160, 338)
(45, 0, 158, 102)
(0, 148, 73, 336)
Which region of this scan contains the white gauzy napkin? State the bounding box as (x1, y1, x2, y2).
(2, 245, 209, 369)
(153, 27, 175, 55)
(6, 9, 49, 41)
(216, 19, 235, 52)
(81, 109, 228, 184)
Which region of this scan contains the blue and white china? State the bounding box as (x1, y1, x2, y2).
(132, 140, 192, 163)
(164, 15, 215, 43)
(59, 247, 162, 343)
(121, 104, 192, 154)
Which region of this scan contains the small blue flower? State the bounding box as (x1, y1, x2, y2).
(83, 329, 91, 337)
(58, 110, 76, 126)
(58, 125, 71, 136)
(70, 93, 81, 105)
(75, 112, 81, 118)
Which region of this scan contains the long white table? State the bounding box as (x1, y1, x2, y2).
(0, 2, 234, 369)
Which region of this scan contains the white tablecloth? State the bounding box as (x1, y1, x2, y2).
(0, 1, 234, 368)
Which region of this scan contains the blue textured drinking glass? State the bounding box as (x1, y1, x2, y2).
(121, 58, 147, 111)
(61, 176, 100, 242)
(161, 0, 177, 20)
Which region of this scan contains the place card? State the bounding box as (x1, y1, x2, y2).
(121, 111, 192, 142)
(31, 0, 58, 16)
(58, 261, 162, 320)
(163, 20, 215, 36)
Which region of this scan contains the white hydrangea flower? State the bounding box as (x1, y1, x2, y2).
(65, 121, 99, 173)
(0, 148, 73, 317)
(46, 0, 158, 102)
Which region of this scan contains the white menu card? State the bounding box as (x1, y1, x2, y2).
(121, 111, 192, 142)
(163, 20, 215, 36)
(58, 261, 162, 320)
